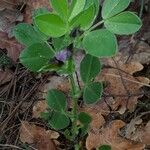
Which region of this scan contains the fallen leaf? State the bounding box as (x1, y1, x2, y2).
(0, 0, 21, 11)
(0, 32, 22, 62)
(0, 69, 13, 85)
(125, 117, 150, 145)
(47, 130, 60, 140)
(86, 120, 145, 150)
(32, 100, 47, 118)
(98, 57, 150, 113)
(80, 97, 111, 130)
(0, 9, 23, 37)
(20, 121, 57, 150)
(38, 76, 70, 99)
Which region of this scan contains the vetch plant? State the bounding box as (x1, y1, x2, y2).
(13, 0, 142, 148)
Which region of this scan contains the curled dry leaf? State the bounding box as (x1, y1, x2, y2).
(86, 120, 145, 150)
(131, 41, 150, 65)
(20, 121, 57, 150)
(98, 58, 150, 114)
(125, 120, 150, 145)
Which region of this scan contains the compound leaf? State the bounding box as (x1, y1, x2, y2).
(20, 43, 54, 72)
(83, 29, 117, 57)
(104, 11, 142, 35)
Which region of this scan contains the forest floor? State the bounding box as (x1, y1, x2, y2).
(0, 0, 150, 150)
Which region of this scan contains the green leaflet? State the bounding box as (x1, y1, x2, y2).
(47, 89, 67, 112)
(13, 23, 44, 46)
(50, 0, 68, 21)
(70, 4, 95, 30)
(102, 0, 130, 19)
(83, 82, 103, 104)
(69, 0, 86, 21)
(104, 11, 142, 35)
(20, 43, 54, 72)
(80, 54, 101, 84)
(78, 112, 92, 125)
(48, 111, 70, 130)
(83, 29, 118, 57)
(35, 13, 68, 37)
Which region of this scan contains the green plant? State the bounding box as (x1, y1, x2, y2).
(98, 145, 111, 150)
(13, 0, 142, 148)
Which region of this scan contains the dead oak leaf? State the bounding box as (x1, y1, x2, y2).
(20, 121, 57, 150)
(125, 119, 150, 145)
(97, 61, 149, 113)
(86, 120, 145, 150)
(80, 97, 111, 130)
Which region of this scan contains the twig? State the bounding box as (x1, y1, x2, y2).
(104, 73, 150, 87)
(0, 144, 24, 150)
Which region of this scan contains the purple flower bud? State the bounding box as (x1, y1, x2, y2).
(55, 49, 71, 62)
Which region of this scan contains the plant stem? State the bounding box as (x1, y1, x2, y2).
(88, 20, 104, 32)
(139, 0, 144, 18)
(69, 72, 79, 140)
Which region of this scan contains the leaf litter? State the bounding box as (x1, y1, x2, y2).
(0, 0, 150, 150)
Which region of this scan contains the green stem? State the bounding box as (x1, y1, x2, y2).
(88, 20, 104, 32)
(76, 20, 104, 43)
(69, 73, 78, 140)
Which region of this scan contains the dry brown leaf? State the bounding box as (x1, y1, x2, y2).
(97, 59, 150, 113)
(38, 76, 70, 99)
(80, 97, 111, 130)
(0, 32, 22, 62)
(20, 121, 57, 150)
(86, 120, 145, 150)
(0, 0, 23, 36)
(47, 130, 60, 140)
(32, 100, 47, 118)
(0, 9, 23, 36)
(131, 41, 150, 65)
(0, 69, 13, 85)
(125, 119, 150, 145)
(0, 0, 22, 11)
